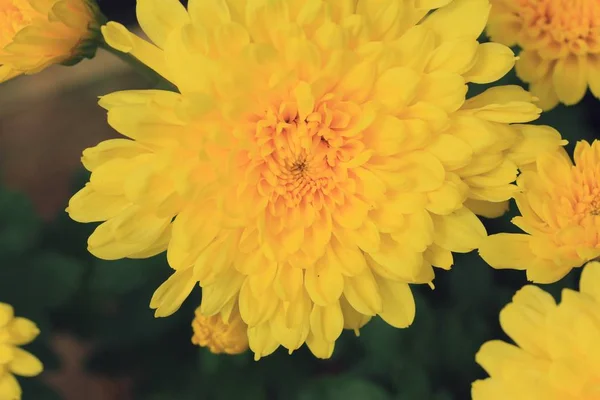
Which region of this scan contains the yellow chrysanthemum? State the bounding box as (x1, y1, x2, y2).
(487, 0, 600, 109)
(68, 0, 566, 359)
(0, 303, 43, 400)
(0, 0, 102, 82)
(192, 306, 248, 355)
(472, 261, 600, 400)
(480, 140, 600, 283)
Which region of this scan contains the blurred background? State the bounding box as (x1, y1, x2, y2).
(0, 1, 598, 399)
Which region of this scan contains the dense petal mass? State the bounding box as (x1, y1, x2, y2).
(69, 0, 566, 359)
(473, 261, 600, 400)
(0, 303, 43, 400)
(480, 140, 600, 283)
(0, 0, 103, 82)
(487, 0, 600, 109)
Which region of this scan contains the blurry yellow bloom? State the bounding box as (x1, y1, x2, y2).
(68, 0, 566, 359)
(0, 303, 43, 400)
(192, 306, 248, 355)
(481, 140, 600, 283)
(0, 0, 103, 82)
(472, 261, 600, 400)
(487, 0, 600, 109)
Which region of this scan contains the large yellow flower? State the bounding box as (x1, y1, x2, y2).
(68, 0, 566, 359)
(472, 261, 600, 400)
(0, 0, 102, 82)
(480, 140, 600, 283)
(0, 303, 43, 400)
(487, 0, 600, 109)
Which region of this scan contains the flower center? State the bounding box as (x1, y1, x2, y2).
(0, 0, 36, 49)
(517, 0, 600, 45)
(250, 94, 364, 213)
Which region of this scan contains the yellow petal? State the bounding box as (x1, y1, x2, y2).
(188, 0, 232, 28)
(499, 285, 556, 356)
(479, 234, 533, 270)
(515, 50, 550, 83)
(0, 374, 21, 400)
(248, 323, 279, 361)
(238, 282, 278, 326)
(424, 243, 453, 270)
(372, 67, 421, 110)
(507, 124, 566, 167)
(464, 43, 515, 84)
(67, 186, 130, 223)
(0, 303, 14, 328)
(136, 0, 190, 48)
(304, 258, 344, 306)
(580, 261, 600, 303)
(589, 54, 600, 98)
(464, 199, 509, 218)
(102, 22, 173, 82)
(475, 340, 547, 380)
(310, 302, 344, 343)
(150, 268, 196, 317)
(552, 55, 587, 105)
(6, 318, 40, 346)
(343, 269, 382, 315)
(461, 85, 541, 123)
(426, 39, 479, 75)
(376, 278, 415, 328)
(432, 208, 487, 252)
(422, 0, 490, 41)
(426, 134, 473, 171)
(339, 296, 371, 336)
(9, 348, 43, 377)
(305, 331, 335, 359)
(417, 71, 466, 113)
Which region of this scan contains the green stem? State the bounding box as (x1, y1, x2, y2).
(98, 40, 177, 91)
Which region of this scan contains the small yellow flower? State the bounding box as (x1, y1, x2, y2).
(0, 303, 43, 400)
(68, 0, 566, 359)
(192, 307, 248, 355)
(480, 140, 600, 283)
(487, 0, 600, 109)
(0, 0, 103, 82)
(472, 261, 600, 400)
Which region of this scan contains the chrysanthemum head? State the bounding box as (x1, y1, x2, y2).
(487, 0, 600, 109)
(0, 303, 43, 400)
(0, 0, 103, 82)
(69, 0, 567, 360)
(472, 261, 600, 400)
(480, 140, 600, 283)
(192, 307, 248, 355)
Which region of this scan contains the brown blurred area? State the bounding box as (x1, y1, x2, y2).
(0, 48, 145, 221)
(0, 48, 147, 400)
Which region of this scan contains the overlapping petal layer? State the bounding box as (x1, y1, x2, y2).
(481, 140, 600, 283)
(487, 0, 600, 109)
(68, 0, 566, 359)
(0, 303, 43, 400)
(473, 261, 600, 400)
(0, 0, 101, 82)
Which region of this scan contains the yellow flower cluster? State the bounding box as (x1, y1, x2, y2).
(3, 0, 600, 398)
(473, 261, 600, 400)
(0, 303, 43, 400)
(481, 140, 600, 283)
(67, 0, 566, 359)
(487, 0, 600, 109)
(0, 0, 102, 82)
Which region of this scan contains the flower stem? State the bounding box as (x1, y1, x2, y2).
(98, 41, 177, 92)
